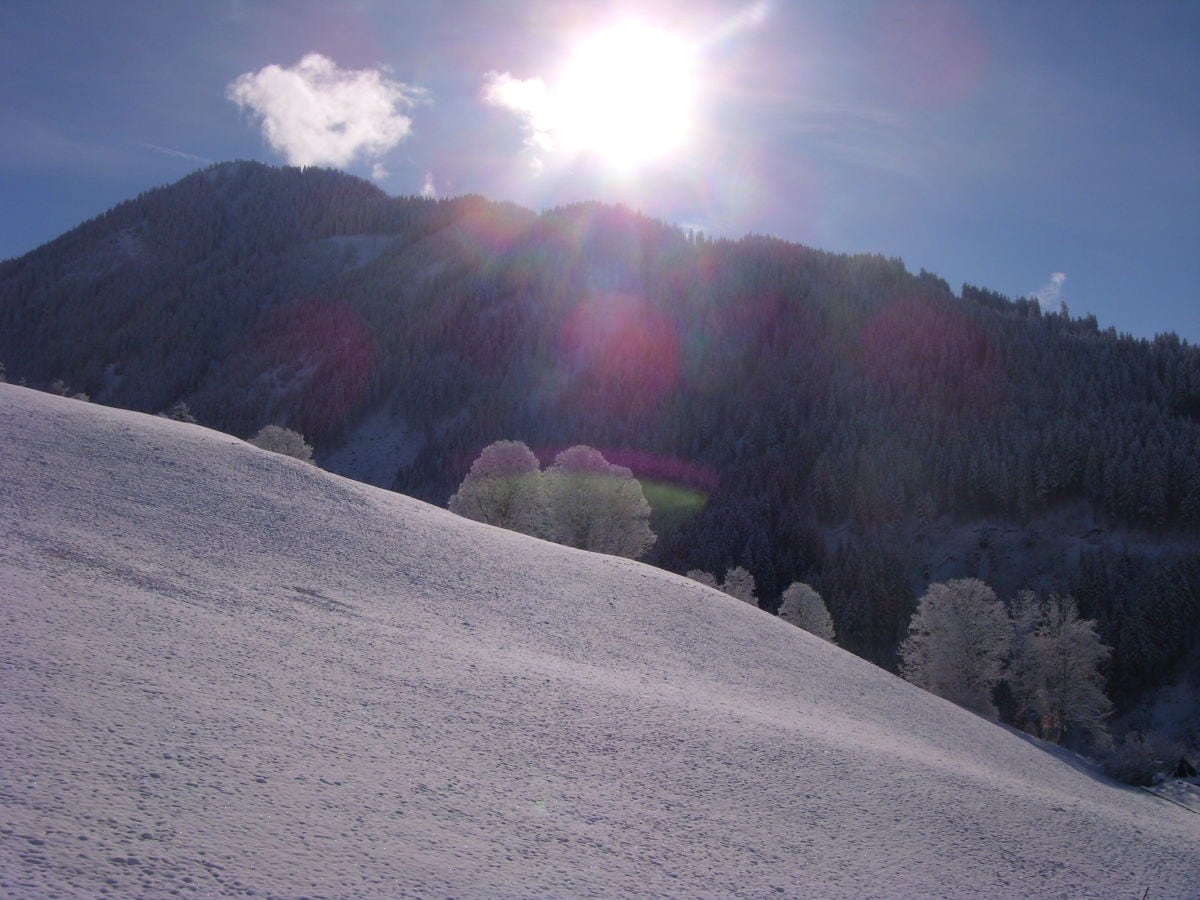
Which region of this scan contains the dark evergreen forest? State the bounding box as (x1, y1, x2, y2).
(3, 161, 1197, 719)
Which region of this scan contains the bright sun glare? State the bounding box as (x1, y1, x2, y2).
(557, 22, 697, 170)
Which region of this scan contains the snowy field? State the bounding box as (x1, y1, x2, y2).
(1, 384, 1197, 898)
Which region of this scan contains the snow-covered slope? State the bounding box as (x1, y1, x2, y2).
(1, 384, 1196, 899)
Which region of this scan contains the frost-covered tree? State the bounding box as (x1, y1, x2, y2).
(721, 566, 757, 606)
(686, 567, 760, 607)
(1007, 592, 1111, 744)
(899, 578, 1011, 718)
(778, 582, 836, 642)
(543, 445, 655, 558)
(448, 440, 544, 537)
(249, 425, 315, 464)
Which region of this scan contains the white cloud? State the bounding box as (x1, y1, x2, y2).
(482, 71, 556, 169)
(420, 171, 436, 198)
(227, 53, 421, 169)
(1035, 271, 1067, 305)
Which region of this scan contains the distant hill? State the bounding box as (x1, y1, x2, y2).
(2, 161, 1198, 712)
(1, 383, 1197, 896)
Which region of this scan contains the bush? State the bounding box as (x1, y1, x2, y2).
(1103, 731, 1186, 786)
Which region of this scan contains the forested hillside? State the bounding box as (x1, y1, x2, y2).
(3, 161, 1198, 722)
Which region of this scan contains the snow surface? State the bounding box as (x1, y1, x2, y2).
(1, 383, 1197, 898)
(1144, 781, 1200, 815)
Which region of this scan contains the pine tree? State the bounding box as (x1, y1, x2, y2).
(162, 401, 198, 424)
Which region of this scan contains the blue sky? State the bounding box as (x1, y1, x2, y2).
(2, 0, 1197, 341)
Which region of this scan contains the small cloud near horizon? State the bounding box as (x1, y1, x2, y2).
(420, 171, 436, 197)
(227, 53, 422, 174)
(1034, 271, 1066, 305)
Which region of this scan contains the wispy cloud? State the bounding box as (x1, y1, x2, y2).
(136, 142, 213, 165)
(420, 171, 436, 198)
(227, 53, 422, 174)
(1035, 271, 1067, 305)
(777, 97, 952, 178)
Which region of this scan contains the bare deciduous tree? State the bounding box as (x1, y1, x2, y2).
(249, 425, 315, 464)
(1008, 592, 1111, 744)
(543, 445, 655, 559)
(900, 578, 1010, 718)
(448, 440, 544, 537)
(778, 582, 836, 642)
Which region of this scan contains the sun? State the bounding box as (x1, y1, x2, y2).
(556, 21, 697, 170)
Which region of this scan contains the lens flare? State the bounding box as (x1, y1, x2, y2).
(858, 296, 1005, 424)
(538, 446, 720, 523)
(557, 293, 681, 417)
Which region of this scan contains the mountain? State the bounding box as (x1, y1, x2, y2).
(2, 161, 1198, 713)
(2, 383, 1197, 897)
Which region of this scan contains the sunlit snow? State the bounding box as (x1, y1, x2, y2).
(1, 384, 1196, 897)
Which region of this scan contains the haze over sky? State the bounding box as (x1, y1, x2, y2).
(1, 0, 1197, 341)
